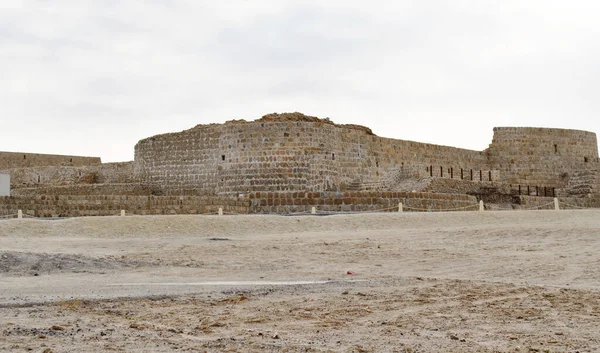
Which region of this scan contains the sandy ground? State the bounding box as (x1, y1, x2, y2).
(1, 210, 599, 352)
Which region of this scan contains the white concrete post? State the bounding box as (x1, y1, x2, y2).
(554, 198, 560, 211)
(311, 206, 316, 214)
(18, 210, 23, 219)
(218, 208, 223, 216)
(120, 210, 126, 217)
(479, 200, 484, 212)
(398, 203, 403, 213)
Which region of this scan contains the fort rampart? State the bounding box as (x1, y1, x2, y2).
(0, 162, 134, 188)
(134, 113, 598, 196)
(1, 113, 598, 215)
(487, 127, 598, 187)
(0, 151, 101, 169)
(134, 114, 493, 195)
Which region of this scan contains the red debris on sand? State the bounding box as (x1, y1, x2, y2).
(346, 271, 355, 275)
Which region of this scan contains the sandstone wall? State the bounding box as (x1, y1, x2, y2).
(0, 151, 101, 169)
(11, 183, 159, 197)
(0, 191, 478, 217)
(0, 195, 248, 218)
(134, 114, 493, 196)
(487, 127, 599, 188)
(2, 162, 135, 189)
(247, 191, 478, 213)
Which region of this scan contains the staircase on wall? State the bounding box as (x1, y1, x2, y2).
(557, 170, 600, 198)
(347, 166, 433, 192)
(346, 165, 424, 192)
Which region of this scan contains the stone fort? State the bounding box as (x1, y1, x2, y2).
(1, 112, 599, 216)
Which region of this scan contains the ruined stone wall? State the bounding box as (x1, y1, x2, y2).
(134, 114, 492, 195)
(1, 162, 134, 188)
(0, 195, 248, 218)
(0, 151, 101, 169)
(11, 183, 158, 197)
(330, 128, 493, 189)
(0, 191, 478, 217)
(247, 191, 478, 213)
(487, 127, 599, 188)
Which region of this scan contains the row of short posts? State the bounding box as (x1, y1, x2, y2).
(216, 198, 563, 215)
(12, 199, 563, 218)
(394, 198, 561, 212)
(516, 185, 556, 197)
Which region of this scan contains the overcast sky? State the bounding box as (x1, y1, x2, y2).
(1, 1, 599, 162)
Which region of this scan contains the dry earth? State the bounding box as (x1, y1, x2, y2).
(1, 210, 599, 352)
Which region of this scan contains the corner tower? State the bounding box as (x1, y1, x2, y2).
(487, 127, 599, 188)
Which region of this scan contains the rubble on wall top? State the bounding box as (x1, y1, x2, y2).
(225, 112, 376, 135)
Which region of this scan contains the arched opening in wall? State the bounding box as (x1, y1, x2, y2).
(554, 144, 558, 154)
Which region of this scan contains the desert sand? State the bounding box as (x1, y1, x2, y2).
(1, 210, 599, 352)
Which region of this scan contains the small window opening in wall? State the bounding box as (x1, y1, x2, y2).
(79, 171, 82, 177)
(376, 161, 379, 167)
(70, 158, 73, 162)
(221, 155, 225, 161)
(554, 144, 558, 154)
(23, 155, 26, 160)
(284, 132, 290, 137)
(332, 153, 335, 160)
(37, 175, 40, 183)
(426, 166, 429, 172)
(584, 157, 589, 163)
